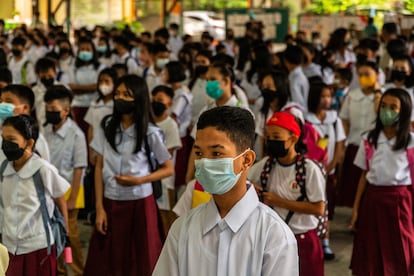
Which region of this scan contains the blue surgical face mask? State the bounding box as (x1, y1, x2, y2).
(156, 58, 169, 69)
(206, 80, 224, 99)
(0, 103, 15, 121)
(194, 150, 248, 195)
(78, 51, 93, 61)
(97, 45, 107, 53)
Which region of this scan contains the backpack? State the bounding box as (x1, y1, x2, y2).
(0, 160, 68, 257)
(261, 155, 328, 238)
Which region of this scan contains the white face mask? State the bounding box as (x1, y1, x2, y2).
(99, 84, 113, 96)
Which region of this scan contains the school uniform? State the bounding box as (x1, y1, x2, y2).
(171, 86, 193, 189)
(334, 49, 356, 66)
(289, 67, 310, 111)
(84, 123, 171, 276)
(190, 78, 214, 126)
(305, 111, 346, 219)
(155, 116, 182, 230)
(249, 157, 326, 276)
(58, 56, 75, 83)
(8, 55, 36, 85)
(83, 99, 114, 137)
(383, 83, 414, 121)
(71, 63, 105, 134)
(239, 74, 261, 115)
(0, 154, 70, 276)
(153, 184, 299, 276)
(112, 52, 139, 75)
(302, 63, 322, 79)
(27, 45, 48, 65)
(321, 67, 335, 85)
(351, 132, 414, 275)
(145, 65, 163, 93)
(43, 118, 87, 276)
(338, 88, 377, 207)
(168, 36, 183, 57)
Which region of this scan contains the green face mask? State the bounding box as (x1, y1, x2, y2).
(379, 108, 399, 126)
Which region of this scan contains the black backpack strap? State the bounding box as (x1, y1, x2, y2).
(0, 160, 8, 182)
(143, 135, 155, 172)
(285, 155, 307, 224)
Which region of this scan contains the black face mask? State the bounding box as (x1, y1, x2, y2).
(114, 99, 136, 114)
(40, 77, 54, 88)
(262, 89, 278, 103)
(266, 140, 289, 158)
(11, 49, 22, 57)
(356, 53, 368, 63)
(151, 101, 167, 117)
(59, 48, 70, 56)
(194, 65, 209, 76)
(2, 140, 25, 161)
(390, 70, 407, 82)
(46, 111, 62, 125)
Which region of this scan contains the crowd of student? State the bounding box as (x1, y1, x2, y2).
(0, 17, 413, 275)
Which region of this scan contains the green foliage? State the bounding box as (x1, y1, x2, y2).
(307, 0, 395, 14)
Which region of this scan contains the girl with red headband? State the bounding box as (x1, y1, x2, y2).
(249, 111, 326, 276)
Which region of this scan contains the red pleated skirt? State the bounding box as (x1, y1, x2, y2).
(295, 229, 324, 276)
(84, 196, 165, 276)
(174, 135, 194, 187)
(6, 246, 56, 276)
(337, 145, 362, 207)
(326, 173, 336, 220)
(350, 184, 414, 276)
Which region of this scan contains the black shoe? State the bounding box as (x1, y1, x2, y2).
(323, 246, 335, 261)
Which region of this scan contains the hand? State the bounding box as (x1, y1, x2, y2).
(262, 191, 284, 207)
(252, 183, 263, 194)
(349, 208, 358, 231)
(95, 207, 108, 235)
(115, 175, 140, 186)
(67, 198, 76, 210)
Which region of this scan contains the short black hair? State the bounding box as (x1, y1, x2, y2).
(2, 84, 35, 109)
(357, 60, 379, 73)
(113, 35, 130, 49)
(154, 27, 169, 40)
(382, 22, 398, 35)
(197, 106, 255, 152)
(44, 85, 73, 104)
(3, 115, 38, 143)
(152, 85, 174, 99)
(169, 23, 179, 30)
(0, 67, 12, 84)
(211, 53, 235, 67)
(35, 58, 56, 74)
(152, 43, 169, 55)
(165, 61, 186, 83)
(358, 38, 380, 52)
(11, 36, 26, 47)
(284, 45, 304, 65)
(336, 68, 353, 84)
(386, 39, 408, 59)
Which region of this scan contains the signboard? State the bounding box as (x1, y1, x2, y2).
(298, 14, 367, 42)
(225, 8, 289, 43)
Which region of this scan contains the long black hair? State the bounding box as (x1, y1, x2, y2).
(295, 116, 307, 155)
(96, 68, 118, 103)
(247, 42, 273, 83)
(210, 61, 236, 96)
(367, 88, 412, 151)
(258, 70, 290, 116)
(103, 75, 154, 153)
(307, 81, 330, 114)
(3, 115, 38, 144)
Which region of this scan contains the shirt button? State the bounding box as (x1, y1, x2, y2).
(300, 234, 305, 239)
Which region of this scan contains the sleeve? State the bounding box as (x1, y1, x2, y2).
(84, 106, 94, 126)
(262, 221, 299, 276)
(334, 117, 346, 142)
(289, 79, 306, 109)
(35, 134, 50, 161)
(172, 180, 196, 216)
(353, 139, 367, 170)
(152, 218, 181, 276)
(90, 124, 105, 155)
(339, 93, 351, 120)
(165, 121, 182, 151)
(255, 114, 265, 137)
(305, 161, 326, 203)
(41, 163, 71, 198)
(73, 131, 88, 168)
(127, 59, 139, 75)
(59, 73, 70, 86)
(148, 129, 171, 165)
(171, 95, 188, 119)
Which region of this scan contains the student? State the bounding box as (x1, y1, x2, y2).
(8, 37, 36, 86)
(69, 37, 104, 135)
(145, 43, 170, 92)
(331, 68, 352, 111)
(300, 42, 322, 79)
(168, 23, 183, 57)
(56, 38, 75, 83)
(111, 35, 140, 75)
(151, 85, 182, 231)
(284, 45, 310, 111)
(326, 28, 356, 67)
(350, 88, 414, 275)
(0, 84, 50, 161)
(306, 81, 346, 260)
(84, 75, 174, 276)
(153, 106, 299, 276)
(0, 67, 12, 89)
(96, 36, 113, 68)
(337, 61, 381, 207)
(163, 61, 192, 193)
(0, 115, 69, 276)
(43, 86, 88, 276)
(32, 58, 65, 131)
(249, 111, 326, 276)
(186, 62, 251, 183)
(84, 68, 118, 166)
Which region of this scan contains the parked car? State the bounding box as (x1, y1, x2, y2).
(183, 11, 225, 41)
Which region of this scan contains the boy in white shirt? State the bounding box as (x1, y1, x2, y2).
(153, 106, 299, 276)
(151, 85, 182, 231)
(8, 37, 36, 86)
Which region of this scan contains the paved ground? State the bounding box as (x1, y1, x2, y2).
(75, 207, 354, 276)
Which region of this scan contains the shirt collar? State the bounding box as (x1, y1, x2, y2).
(352, 89, 375, 101)
(202, 184, 259, 235)
(118, 123, 136, 138)
(3, 154, 43, 179)
(305, 111, 337, 125)
(54, 118, 72, 138)
(378, 131, 396, 144)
